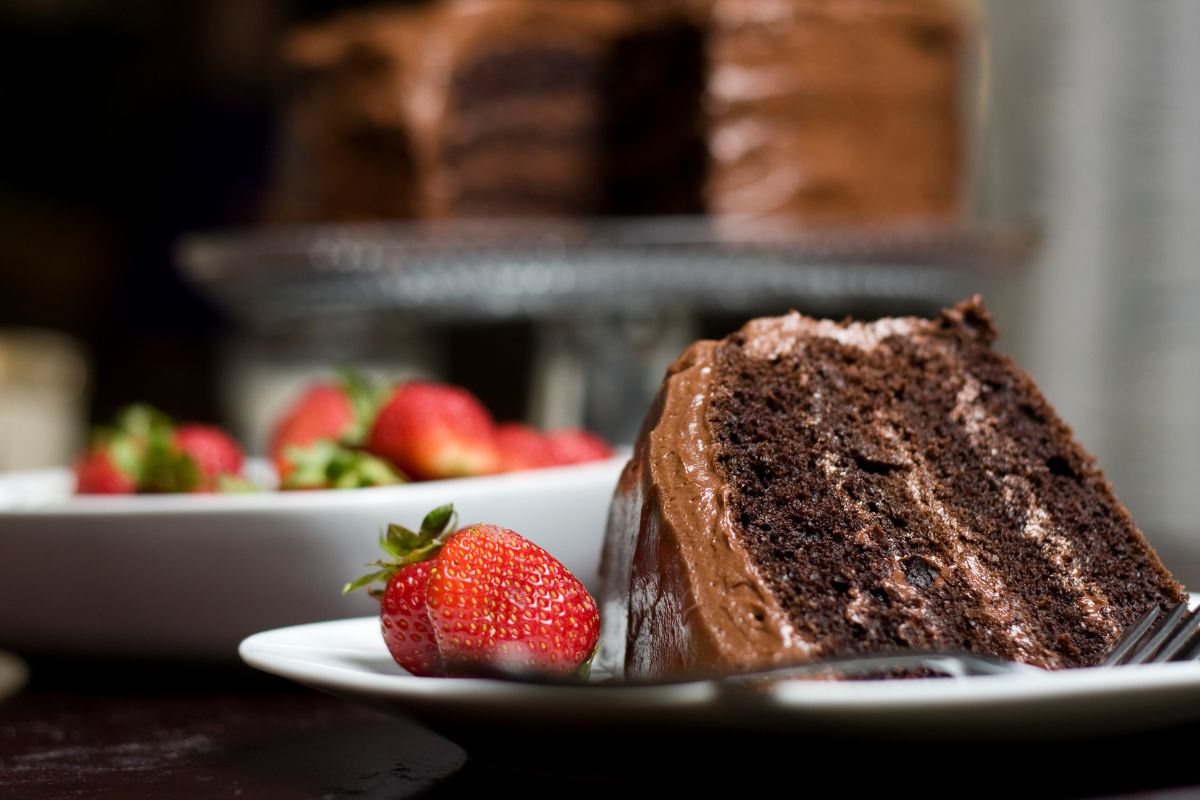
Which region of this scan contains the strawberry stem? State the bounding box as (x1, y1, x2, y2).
(343, 503, 458, 595)
(282, 440, 405, 490)
(337, 366, 389, 446)
(93, 403, 200, 492)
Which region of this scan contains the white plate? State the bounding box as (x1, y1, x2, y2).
(239, 611, 1200, 741)
(0, 456, 625, 659)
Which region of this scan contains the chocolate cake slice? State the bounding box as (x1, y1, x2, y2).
(600, 298, 1185, 680)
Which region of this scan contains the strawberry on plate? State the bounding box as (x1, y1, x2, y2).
(366, 382, 501, 482)
(345, 504, 600, 678)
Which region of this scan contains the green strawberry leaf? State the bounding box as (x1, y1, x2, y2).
(571, 638, 601, 682)
(115, 404, 174, 441)
(141, 445, 202, 493)
(106, 433, 145, 481)
(344, 503, 458, 594)
(342, 568, 395, 595)
(382, 524, 418, 558)
(345, 453, 404, 487)
(102, 403, 205, 493)
(216, 474, 260, 493)
(337, 367, 389, 446)
(282, 440, 335, 489)
(420, 504, 457, 539)
(282, 440, 405, 490)
(378, 512, 449, 565)
(87, 404, 179, 487)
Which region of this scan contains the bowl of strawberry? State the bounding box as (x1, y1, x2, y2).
(67, 374, 615, 496)
(0, 377, 624, 659)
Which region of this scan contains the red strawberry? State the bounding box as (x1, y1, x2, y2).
(345, 504, 600, 678)
(496, 424, 614, 471)
(379, 560, 441, 676)
(73, 405, 166, 495)
(366, 382, 500, 481)
(495, 423, 557, 472)
(545, 429, 613, 466)
(74, 448, 137, 494)
(270, 372, 387, 487)
(75, 404, 254, 494)
(270, 384, 355, 474)
(173, 424, 244, 491)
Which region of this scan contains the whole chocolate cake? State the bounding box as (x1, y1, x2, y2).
(600, 298, 1186, 680)
(270, 0, 705, 221)
(269, 0, 965, 226)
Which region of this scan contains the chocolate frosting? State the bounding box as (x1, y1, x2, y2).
(702, 0, 966, 225)
(599, 341, 816, 680)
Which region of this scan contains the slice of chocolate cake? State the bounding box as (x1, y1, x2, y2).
(600, 298, 1185, 680)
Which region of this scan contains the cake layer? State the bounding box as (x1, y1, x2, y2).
(601, 299, 1186, 680)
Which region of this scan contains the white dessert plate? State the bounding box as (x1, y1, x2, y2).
(0, 456, 625, 659)
(240, 599, 1200, 741)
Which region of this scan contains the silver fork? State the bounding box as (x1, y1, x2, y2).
(716, 651, 1040, 681)
(720, 600, 1200, 682)
(1100, 600, 1200, 666)
(456, 601, 1200, 685)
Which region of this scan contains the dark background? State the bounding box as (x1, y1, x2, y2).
(0, 0, 414, 424)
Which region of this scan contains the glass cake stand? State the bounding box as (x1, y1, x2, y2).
(179, 218, 1035, 324)
(177, 218, 1038, 442)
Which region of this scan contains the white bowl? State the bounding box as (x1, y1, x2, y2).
(0, 457, 625, 660)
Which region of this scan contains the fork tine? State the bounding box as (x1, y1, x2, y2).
(1101, 604, 1162, 666)
(1176, 631, 1200, 662)
(1151, 604, 1200, 662)
(715, 651, 1034, 684)
(1122, 601, 1190, 665)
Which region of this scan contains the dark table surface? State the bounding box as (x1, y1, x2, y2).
(3, 654, 1200, 799)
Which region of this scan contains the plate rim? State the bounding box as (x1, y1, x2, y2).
(0, 455, 628, 518)
(239, 614, 1200, 715)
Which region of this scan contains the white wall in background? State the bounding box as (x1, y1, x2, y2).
(982, 0, 1200, 572)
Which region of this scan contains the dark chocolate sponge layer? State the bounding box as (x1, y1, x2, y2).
(708, 302, 1182, 668)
